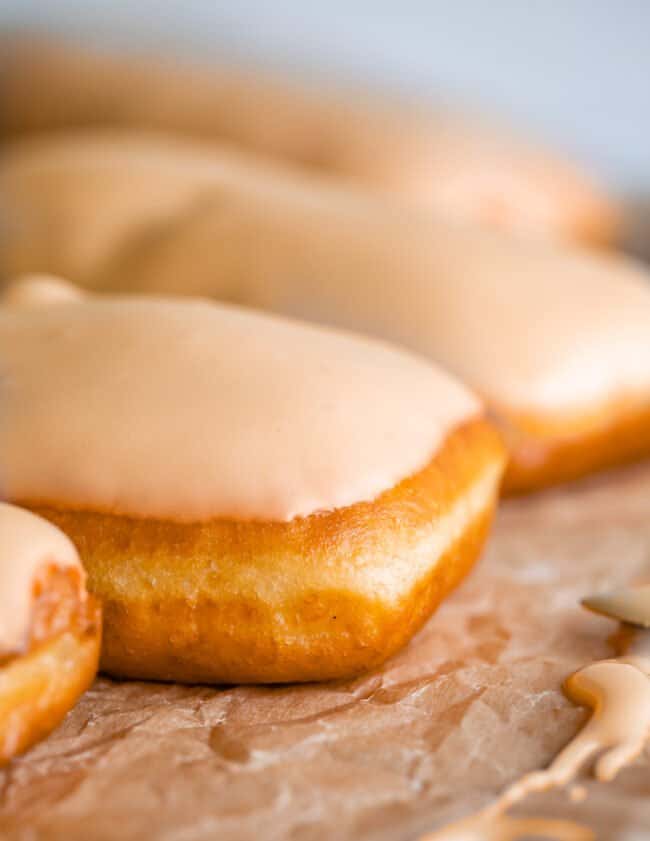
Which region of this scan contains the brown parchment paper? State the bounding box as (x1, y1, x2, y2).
(2, 464, 650, 841)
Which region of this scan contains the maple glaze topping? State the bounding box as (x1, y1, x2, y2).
(0, 276, 480, 522)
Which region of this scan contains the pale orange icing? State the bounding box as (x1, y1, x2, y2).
(583, 586, 650, 628)
(1, 273, 85, 307)
(211, 218, 650, 415)
(421, 814, 592, 840)
(44, 133, 648, 416)
(420, 629, 650, 841)
(0, 277, 480, 522)
(0, 502, 83, 655)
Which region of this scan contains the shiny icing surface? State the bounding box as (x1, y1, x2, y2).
(208, 212, 650, 415)
(43, 134, 647, 416)
(0, 277, 479, 522)
(420, 628, 650, 840)
(0, 502, 82, 655)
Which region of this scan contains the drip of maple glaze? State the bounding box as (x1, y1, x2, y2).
(419, 629, 650, 841)
(419, 814, 591, 841)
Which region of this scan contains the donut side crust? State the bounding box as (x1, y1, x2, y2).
(501, 397, 650, 493)
(27, 418, 505, 684)
(0, 589, 101, 765)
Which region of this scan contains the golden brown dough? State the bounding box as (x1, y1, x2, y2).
(29, 420, 504, 684)
(499, 400, 650, 494)
(0, 35, 617, 246)
(0, 596, 101, 766)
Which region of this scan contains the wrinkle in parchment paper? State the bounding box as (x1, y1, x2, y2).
(1, 463, 650, 840)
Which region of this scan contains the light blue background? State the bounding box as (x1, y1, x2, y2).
(2, 1, 649, 194)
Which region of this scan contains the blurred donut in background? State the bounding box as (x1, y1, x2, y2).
(0, 35, 618, 248)
(1, 131, 648, 492)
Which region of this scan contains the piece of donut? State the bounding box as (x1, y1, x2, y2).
(1, 276, 505, 684)
(3, 133, 644, 493)
(0, 503, 101, 765)
(0, 35, 617, 246)
(127, 194, 650, 494)
(0, 132, 230, 287)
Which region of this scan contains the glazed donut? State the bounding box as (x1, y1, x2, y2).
(0, 134, 222, 288)
(1, 276, 505, 684)
(0, 35, 617, 246)
(2, 133, 645, 492)
(0, 503, 101, 765)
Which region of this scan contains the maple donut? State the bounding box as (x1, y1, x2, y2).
(2, 133, 643, 492)
(0, 35, 617, 246)
(0, 503, 101, 765)
(0, 276, 505, 684)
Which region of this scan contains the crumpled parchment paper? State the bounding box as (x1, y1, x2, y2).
(2, 463, 650, 841)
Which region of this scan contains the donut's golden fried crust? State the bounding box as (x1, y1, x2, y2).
(501, 399, 650, 493)
(28, 419, 505, 684)
(0, 572, 100, 765)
